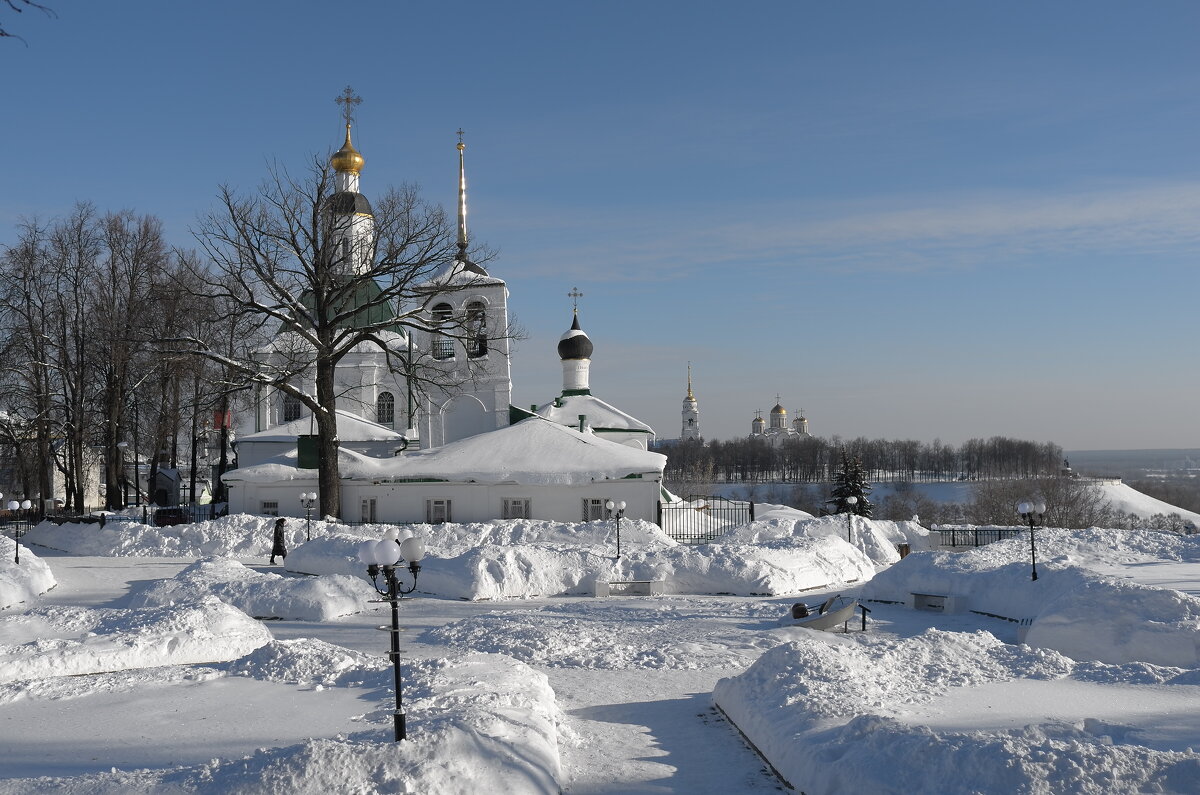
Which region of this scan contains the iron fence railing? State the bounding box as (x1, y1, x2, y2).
(932, 525, 1026, 548)
(658, 496, 754, 545)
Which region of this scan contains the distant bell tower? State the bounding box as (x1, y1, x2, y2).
(681, 363, 700, 441)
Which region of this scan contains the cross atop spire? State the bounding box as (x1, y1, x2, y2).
(335, 86, 362, 127)
(687, 362, 695, 401)
(457, 129, 468, 258)
(568, 287, 584, 312)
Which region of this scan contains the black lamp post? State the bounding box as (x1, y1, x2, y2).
(844, 495, 858, 543)
(605, 499, 626, 557)
(1017, 499, 1046, 581)
(358, 529, 426, 742)
(8, 499, 30, 564)
(117, 441, 129, 507)
(299, 492, 317, 541)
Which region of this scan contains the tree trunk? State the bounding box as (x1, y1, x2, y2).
(314, 351, 341, 518)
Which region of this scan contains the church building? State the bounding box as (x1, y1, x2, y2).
(225, 94, 665, 525)
(515, 306, 655, 450)
(235, 108, 512, 468)
(750, 400, 811, 443)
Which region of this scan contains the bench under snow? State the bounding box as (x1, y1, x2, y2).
(907, 592, 969, 613)
(594, 580, 666, 597)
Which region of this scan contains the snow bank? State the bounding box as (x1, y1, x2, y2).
(0, 648, 563, 795)
(1025, 577, 1200, 668)
(0, 596, 272, 681)
(714, 629, 1200, 794)
(291, 522, 874, 599)
(22, 514, 335, 558)
(0, 540, 56, 609)
(720, 514, 931, 565)
(862, 528, 1200, 666)
(127, 557, 371, 621)
(419, 535, 874, 600)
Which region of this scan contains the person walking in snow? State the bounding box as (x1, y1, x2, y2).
(270, 517, 287, 565)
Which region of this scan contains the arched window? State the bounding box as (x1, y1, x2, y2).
(431, 303, 454, 360)
(377, 391, 395, 427)
(282, 394, 302, 423)
(466, 300, 488, 358)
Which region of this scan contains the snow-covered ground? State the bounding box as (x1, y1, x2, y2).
(2, 512, 1199, 793)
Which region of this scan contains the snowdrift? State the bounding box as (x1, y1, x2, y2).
(862, 527, 1200, 666)
(714, 629, 1200, 794)
(0, 596, 272, 682)
(127, 557, 371, 621)
(0, 540, 56, 609)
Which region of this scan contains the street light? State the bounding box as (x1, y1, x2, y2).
(357, 528, 426, 742)
(605, 499, 626, 558)
(1017, 499, 1047, 581)
(116, 441, 129, 507)
(7, 498, 30, 564)
(845, 496, 858, 543)
(299, 492, 317, 541)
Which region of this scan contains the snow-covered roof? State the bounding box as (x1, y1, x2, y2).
(229, 417, 665, 486)
(236, 409, 404, 445)
(255, 328, 411, 357)
(537, 394, 654, 434)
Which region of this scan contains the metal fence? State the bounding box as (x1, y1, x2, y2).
(658, 496, 754, 545)
(932, 525, 1026, 548)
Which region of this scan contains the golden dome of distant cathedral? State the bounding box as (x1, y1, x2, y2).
(331, 124, 365, 174)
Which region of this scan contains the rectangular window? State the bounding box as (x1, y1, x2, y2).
(361, 498, 377, 524)
(426, 498, 451, 524)
(503, 498, 530, 520)
(433, 338, 455, 360)
(583, 498, 608, 522)
(261, 500, 279, 516)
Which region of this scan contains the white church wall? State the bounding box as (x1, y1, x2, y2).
(228, 476, 661, 526)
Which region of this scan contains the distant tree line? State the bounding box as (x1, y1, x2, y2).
(658, 434, 1064, 492)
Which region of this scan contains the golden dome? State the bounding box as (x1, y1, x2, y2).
(331, 124, 364, 175)
(771, 403, 787, 415)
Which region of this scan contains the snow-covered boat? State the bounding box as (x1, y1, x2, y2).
(783, 595, 865, 631)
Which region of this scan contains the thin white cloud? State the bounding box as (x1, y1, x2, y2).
(497, 181, 1200, 281)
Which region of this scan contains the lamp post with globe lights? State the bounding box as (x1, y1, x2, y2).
(8, 499, 30, 564)
(299, 492, 317, 541)
(844, 496, 858, 543)
(1017, 499, 1047, 581)
(357, 528, 426, 741)
(605, 499, 626, 558)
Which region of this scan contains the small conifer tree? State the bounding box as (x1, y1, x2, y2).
(827, 449, 874, 517)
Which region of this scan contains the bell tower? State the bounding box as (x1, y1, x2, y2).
(681, 363, 700, 441)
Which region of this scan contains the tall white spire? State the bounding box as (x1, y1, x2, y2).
(682, 362, 700, 441)
(454, 129, 488, 275)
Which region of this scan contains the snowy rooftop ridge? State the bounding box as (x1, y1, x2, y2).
(537, 393, 654, 434)
(236, 408, 405, 444)
(227, 416, 666, 486)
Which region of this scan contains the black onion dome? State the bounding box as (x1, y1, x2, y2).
(328, 191, 374, 216)
(557, 312, 594, 360)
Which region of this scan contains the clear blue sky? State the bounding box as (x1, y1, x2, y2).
(4, 1, 1198, 450)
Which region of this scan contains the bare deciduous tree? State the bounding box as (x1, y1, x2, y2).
(183, 158, 514, 516)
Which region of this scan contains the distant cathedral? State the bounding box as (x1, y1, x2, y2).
(750, 398, 810, 443)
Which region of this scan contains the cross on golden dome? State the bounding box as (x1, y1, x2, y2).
(335, 86, 362, 127)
